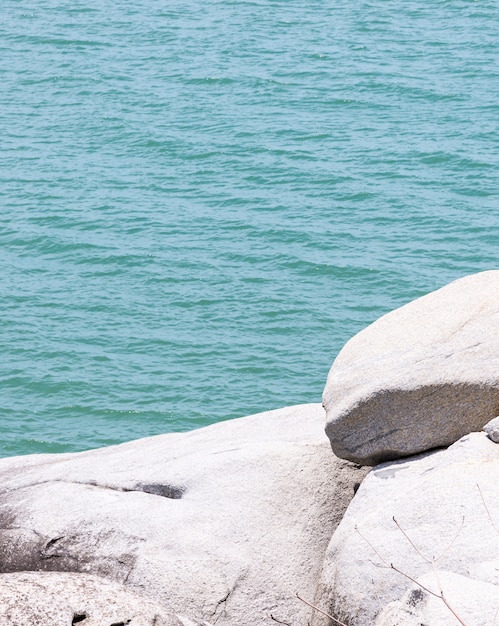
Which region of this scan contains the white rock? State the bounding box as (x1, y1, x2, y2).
(311, 430, 499, 626)
(0, 404, 367, 626)
(323, 270, 499, 464)
(0, 571, 179, 625)
(484, 415, 499, 443)
(375, 570, 499, 626)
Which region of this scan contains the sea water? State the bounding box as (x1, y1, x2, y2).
(1, 0, 498, 457)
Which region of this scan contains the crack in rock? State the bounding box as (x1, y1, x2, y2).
(0, 479, 186, 500)
(40, 536, 65, 560)
(212, 582, 238, 624)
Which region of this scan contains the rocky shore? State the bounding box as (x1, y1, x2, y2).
(0, 270, 498, 625)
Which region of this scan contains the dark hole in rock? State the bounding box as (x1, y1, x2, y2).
(408, 587, 425, 607)
(72, 613, 87, 624)
(353, 482, 361, 494)
(133, 483, 184, 499)
(110, 621, 131, 626)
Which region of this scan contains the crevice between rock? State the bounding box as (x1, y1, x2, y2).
(0, 479, 185, 500)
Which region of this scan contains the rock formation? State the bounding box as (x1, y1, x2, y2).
(0, 571, 182, 625)
(323, 270, 499, 465)
(0, 404, 367, 626)
(311, 427, 499, 626)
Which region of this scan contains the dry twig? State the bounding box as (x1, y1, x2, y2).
(477, 484, 499, 535)
(295, 592, 349, 626)
(355, 521, 468, 626)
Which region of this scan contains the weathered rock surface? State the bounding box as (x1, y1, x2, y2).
(484, 415, 499, 443)
(0, 404, 367, 626)
(0, 571, 182, 626)
(311, 430, 499, 626)
(323, 270, 499, 464)
(375, 570, 499, 626)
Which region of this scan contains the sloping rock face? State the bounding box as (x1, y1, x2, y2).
(0, 404, 367, 626)
(311, 430, 499, 626)
(323, 270, 499, 464)
(0, 571, 181, 626)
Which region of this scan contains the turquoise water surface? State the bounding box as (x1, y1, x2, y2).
(1, 0, 498, 457)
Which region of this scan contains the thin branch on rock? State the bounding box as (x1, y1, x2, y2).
(392, 515, 464, 564)
(355, 521, 469, 626)
(477, 483, 499, 535)
(295, 592, 349, 626)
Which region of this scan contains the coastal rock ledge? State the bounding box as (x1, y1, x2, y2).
(0, 403, 367, 626)
(323, 270, 499, 465)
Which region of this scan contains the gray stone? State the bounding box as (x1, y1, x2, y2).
(0, 404, 367, 626)
(323, 270, 499, 464)
(484, 415, 499, 443)
(0, 571, 180, 625)
(311, 430, 499, 626)
(375, 571, 499, 626)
